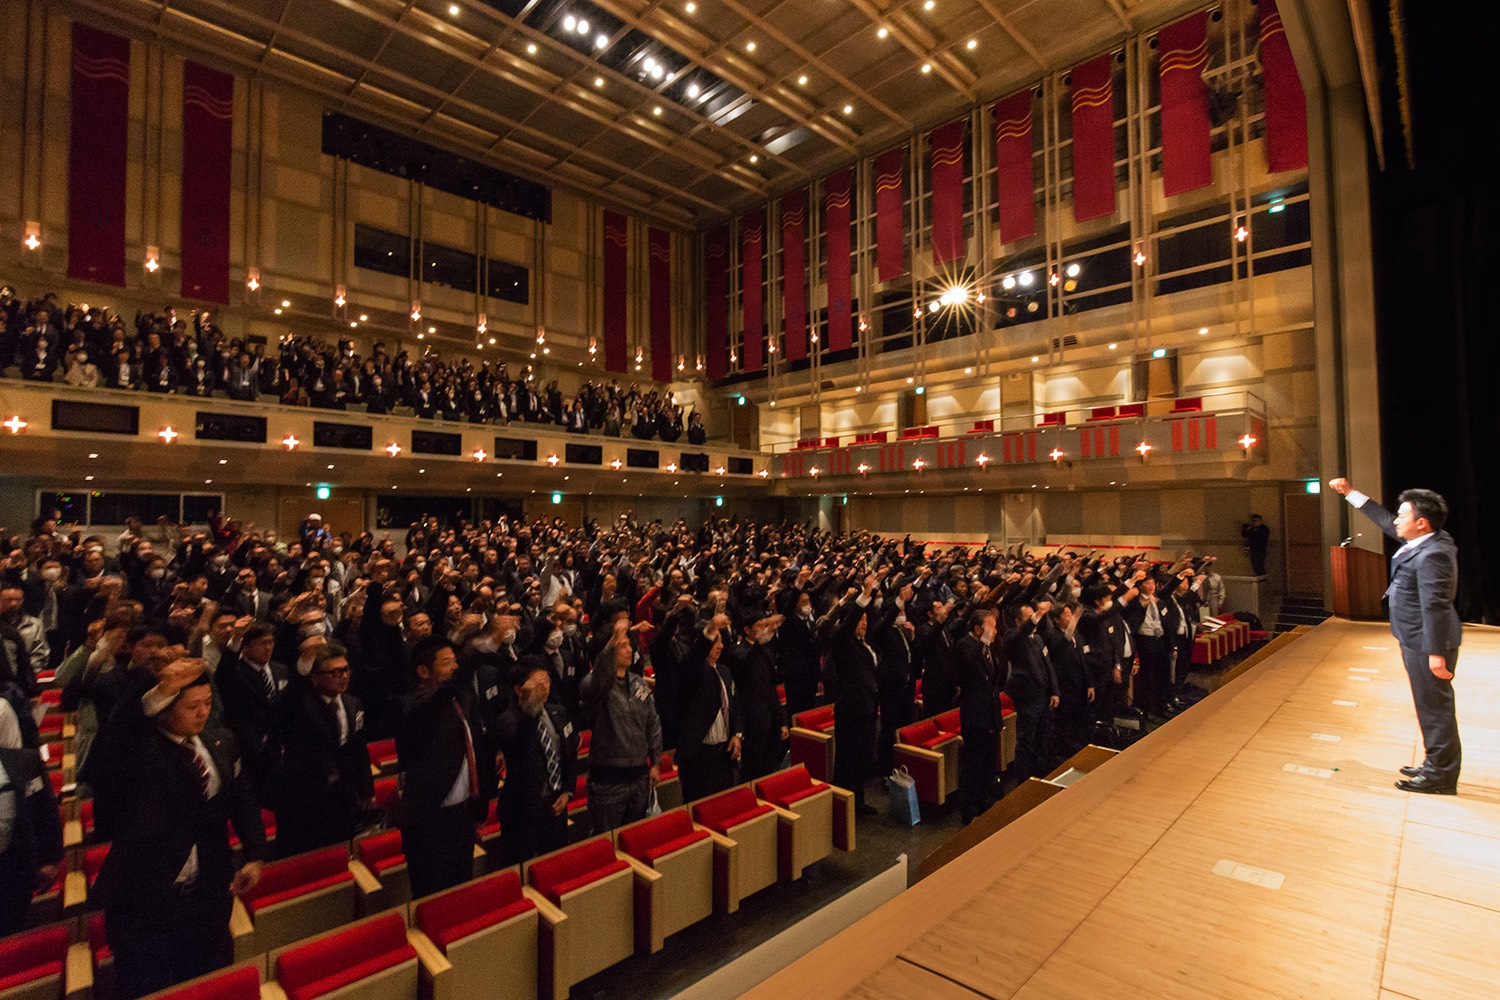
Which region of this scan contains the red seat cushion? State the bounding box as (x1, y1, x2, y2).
(157, 964, 262, 1000)
(243, 846, 351, 914)
(366, 739, 398, 769)
(618, 810, 709, 865)
(355, 830, 405, 874)
(754, 767, 829, 809)
(1117, 403, 1145, 419)
(478, 801, 500, 838)
(793, 706, 835, 732)
(1000, 693, 1016, 715)
(84, 844, 110, 885)
(1087, 406, 1117, 421)
(414, 871, 533, 952)
(48, 770, 64, 796)
(528, 838, 627, 904)
(898, 719, 940, 746)
(1172, 396, 1203, 412)
(934, 709, 962, 734)
(373, 778, 399, 813)
(692, 787, 774, 835)
(658, 751, 678, 780)
(275, 914, 415, 1000)
(577, 730, 591, 754)
(81, 799, 94, 834)
(0, 925, 69, 992)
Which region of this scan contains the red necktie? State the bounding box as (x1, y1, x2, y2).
(454, 701, 480, 799)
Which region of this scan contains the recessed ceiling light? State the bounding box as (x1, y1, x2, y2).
(921, 63, 931, 74)
(749, 154, 758, 163)
(218, 459, 228, 465)
(685, 1, 695, 11)
(448, 3, 460, 15)
(686, 82, 700, 98)
(594, 76, 604, 87)
(1108, 342, 1118, 350)
(1199, 326, 1209, 335)
(526, 42, 537, 54)
(797, 74, 808, 86)
(359, 313, 368, 321)
(745, 41, 756, 52)
(576, 18, 589, 33)
(595, 34, 608, 49)
(563, 14, 575, 30)
(967, 39, 978, 50)
(842, 103, 854, 115)
(923, 0, 935, 10)
(653, 106, 662, 115)
(1031, 356, 1040, 362)
(877, 26, 888, 39)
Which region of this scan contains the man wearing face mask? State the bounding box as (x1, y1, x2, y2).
(528, 602, 586, 717)
(955, 609, 1005, 824)
(31, 558, 83, 667)
(494, 656, 578, 865)
(727, 614, 786, 781)
(774, 582, 821, 718)
(204, 549, 236, 602)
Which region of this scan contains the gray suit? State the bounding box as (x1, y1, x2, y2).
(1355, 499, 1462, 782)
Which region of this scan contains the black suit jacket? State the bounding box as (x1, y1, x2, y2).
(88, 698, 265, 911)
(829, 601, 879, 717)
(955, 634, 1005, 734)
(1074, 608, 1118, 689)
(1356, 502, 1463, 654)
(494, 702, 578, 820)
(917, 619, 958, 715)
(678, 630, 742, 750)
(726, 638, 784, 737)
(0, 747, 63, 891)
(275, 689, 373, 826)
(1003, 620, 1059, 706)
(214, 650, 290, 793)
(392, 682, 497, 825)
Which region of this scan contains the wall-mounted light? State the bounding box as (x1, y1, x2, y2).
(144, 246, 161, 273)
(3, 415, 27, 435)
(22, 221, 41, 251)
(385, 441, 402, 457)
(334, 285, 347, 308)
(282, 433, 300, 451)
(246, 267, 260, 292)
(546, 453, 560, 467)
(158, 426, 180, 444)
(472, 447, 489, 462)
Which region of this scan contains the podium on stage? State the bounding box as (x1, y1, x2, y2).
(1330, 545, 1386, 620)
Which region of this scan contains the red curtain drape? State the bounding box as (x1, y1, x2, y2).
(1070, 54, 1117, 223)
(68, 23, 129, 287)
(1258, 0, 1308, 172)
(603, 210, 628, 373)
(994, 90, 1037, 244)
(705, 226, 729, 380)
(824, 170, 853, 353)
(740, 210, 764, 374)
(929, 120, 966, 266)
(781, 191, 808, 362)
(874, 148, 906, 282)
(1159, 12, 1213, 196)
(648, 227, 671, 382)
(181, 62, 234, 304)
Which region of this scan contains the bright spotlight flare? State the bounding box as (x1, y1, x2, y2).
(937, 285, 970, 307)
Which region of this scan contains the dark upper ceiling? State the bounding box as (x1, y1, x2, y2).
(67, 0, 1206, 228)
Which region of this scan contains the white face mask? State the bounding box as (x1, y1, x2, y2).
(895, 615, 907, 627)
(148, 569, 165, 580)
(798, 605, 812, 619)
(212, 555, 229, 567)
(40, 567, 61, 581)
(562, 623, 578, 638)
(1100, 599, 1114, 613)
(545, 631, 563, 652)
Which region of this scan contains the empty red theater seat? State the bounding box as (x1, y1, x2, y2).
(1038, 411, 1066, 427)
(273, 912, 417, 1000)
(1171, 396, 1203, 412)
(1086, 406, 1118, 421)
(0, 925, 69, 997)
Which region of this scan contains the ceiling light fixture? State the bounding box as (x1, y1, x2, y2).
(526, 42, 537, 54)
(745, 41, 756, 52)
(842, 104, 854, 115)
(797, 74, 808, 86)
(594, 76, 604, 87)
(877, 26, 888, 39)
(921, 63, 932, 74)
(967, 38, 978, 50)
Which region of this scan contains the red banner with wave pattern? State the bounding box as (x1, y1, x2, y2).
(181, 62, 234, 304)
(874, 148, 906, 282)
(824, 170, 853, 353)
(68, 24, 130, 287)
(603, 210, 628, 373)
(1159, 13, 1213, 196)
(648, 227, 671, 382)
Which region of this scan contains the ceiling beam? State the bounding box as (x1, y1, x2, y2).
(971, 0, 1049, 71)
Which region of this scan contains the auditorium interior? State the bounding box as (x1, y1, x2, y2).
(0, 0, 1496, 997)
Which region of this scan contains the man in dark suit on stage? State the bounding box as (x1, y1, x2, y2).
(493, 656, 578, 866)
(89, 658, 266, 999)
(1331, 478, 1463, 794)
(392, 637, 497, 897)
(0, 745, 63, 936)
(274, 640, 372, 856)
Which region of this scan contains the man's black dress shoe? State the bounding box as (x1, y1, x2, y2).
(1395, 774, 1457, 795)
(1399, 765, 1424, 778)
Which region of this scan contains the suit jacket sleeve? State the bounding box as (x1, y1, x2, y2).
(23, 752, 64, 866)
(1356, 500, 1401, 541)
(1416, 547, 1462, 654)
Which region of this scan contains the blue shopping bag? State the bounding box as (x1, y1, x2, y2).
(886, 767, 920, 825)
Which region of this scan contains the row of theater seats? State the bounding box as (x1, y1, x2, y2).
(789, 690, 1019, 813)
(3, 670, 852, 1000)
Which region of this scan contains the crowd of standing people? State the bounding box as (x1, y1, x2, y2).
(0, 505, 1227, 996)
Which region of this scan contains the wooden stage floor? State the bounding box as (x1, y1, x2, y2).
(743, 618, 1500, 1000)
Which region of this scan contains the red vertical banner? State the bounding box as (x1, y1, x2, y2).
(68, 24, 130, 287)
(874, 148, 907, 282)
(705, 226, 729, 380)
(993, 90, 1037, 244)
(648, 227, 672, 382)
(740, 209, 764, 374)
(181, 62, 234, 304)
(1258, 0, 1308, 173)
(929, 119, 966, 266)
(824, 170, 853, 353)
(1070, 55, 1116, 223)
(603, 210, 628, 374)
(1159, 12, 1213, 196)
(780, 191, 808, 362)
